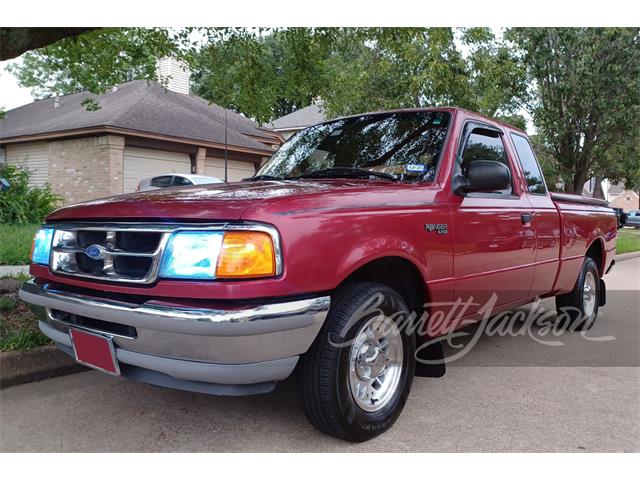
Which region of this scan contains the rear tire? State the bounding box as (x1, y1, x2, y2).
(555, 257, 600, 331)
(297, 282, 416, 442)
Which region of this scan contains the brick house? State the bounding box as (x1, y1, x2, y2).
(0, 65, 281, 205)
(607, 183, 639, 211)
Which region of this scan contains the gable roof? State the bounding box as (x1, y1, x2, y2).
(0, 80, 276, 154)
(268, 102, 327, 131)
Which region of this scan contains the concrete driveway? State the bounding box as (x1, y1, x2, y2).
(1, 258, 638, 452)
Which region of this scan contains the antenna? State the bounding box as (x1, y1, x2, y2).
(224, 109, 228, 182)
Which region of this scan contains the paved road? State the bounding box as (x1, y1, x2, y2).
(2, 258, 638, 452)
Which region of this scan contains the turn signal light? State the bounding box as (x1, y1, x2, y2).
(216, 231, 276, 278)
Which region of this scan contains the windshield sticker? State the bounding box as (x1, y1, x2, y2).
(406, 164, 427, 174)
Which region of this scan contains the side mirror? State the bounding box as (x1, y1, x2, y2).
(453, 160, 511, 196)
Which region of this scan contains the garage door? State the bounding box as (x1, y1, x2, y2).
(204, 157, 256, 182)
(6, 142, 49, 187)
(123, 147, 191, 193)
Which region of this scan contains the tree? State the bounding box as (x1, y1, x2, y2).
(7, 27, 527, 129)
(191, 28, 527, 124)
(6, 28, 185, 98)
(0, 28, 98, 61)
(191, 28, 332, 123)
(507, 28, 640, 194)
(320, 28, 527, 120)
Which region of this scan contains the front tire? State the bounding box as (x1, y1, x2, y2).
(555, 257, 601, 331)
(297, 282, 416, 442)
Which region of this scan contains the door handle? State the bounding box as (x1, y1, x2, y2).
(521, 213, 534, 225)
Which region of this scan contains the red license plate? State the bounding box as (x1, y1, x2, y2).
(70, 329, 120, 376)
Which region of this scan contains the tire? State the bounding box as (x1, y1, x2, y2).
(297, 282, 416, 442)
(555, 257, 601, 331)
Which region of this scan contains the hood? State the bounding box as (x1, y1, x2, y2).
(45, 180, 377, 222)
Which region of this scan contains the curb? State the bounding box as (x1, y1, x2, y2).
(0, 344, 87, 389)
(0, 265, 29, 277)
(615, 251, 640, 262)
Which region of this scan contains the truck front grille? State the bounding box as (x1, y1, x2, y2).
(50, 224, 169, 284)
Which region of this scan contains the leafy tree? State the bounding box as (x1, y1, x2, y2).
(6, 28, 184, 98)
(7, 27, 527, 129)
(192, 28, 526, 124)
(507, 28, 640, 194)
(0, 27, 98, 61)
(191, 28, 332, 123)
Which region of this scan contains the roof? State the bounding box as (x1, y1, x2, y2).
(0, 80, 276, 154)
(268, 102, 327, 131)
(607, 182, 626, 196)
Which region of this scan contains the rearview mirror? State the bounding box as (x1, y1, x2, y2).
(453, 160, 511, 196)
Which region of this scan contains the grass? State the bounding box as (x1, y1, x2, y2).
(0, 329, 50, 352)
(616, 228, 640, 255)
(0, 296, 16, 311)
(0, 276, 51, 352)
(0, 224, 39, 265)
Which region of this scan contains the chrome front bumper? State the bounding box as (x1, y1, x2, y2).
(19, 280, 330, 395)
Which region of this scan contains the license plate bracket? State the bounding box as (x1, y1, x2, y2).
(70, 328, 120, 376)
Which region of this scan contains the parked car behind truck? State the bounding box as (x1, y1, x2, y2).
(20, 108, 616, 442)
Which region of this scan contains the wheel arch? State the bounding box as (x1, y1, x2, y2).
(585, 237, 605, 275)
(335, 255, 428, 315)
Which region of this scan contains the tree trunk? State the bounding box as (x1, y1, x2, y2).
(568, 170, 588, 195)
(592, 175, 605, 199)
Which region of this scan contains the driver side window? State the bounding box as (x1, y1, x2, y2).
(461, 128, 513, 195)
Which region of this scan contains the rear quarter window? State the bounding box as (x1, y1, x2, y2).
(510, 133, 547, 195)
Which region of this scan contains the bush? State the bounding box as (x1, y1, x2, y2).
(0, 164, 62, 224)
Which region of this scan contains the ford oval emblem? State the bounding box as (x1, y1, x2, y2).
(84, 244, 106, 260)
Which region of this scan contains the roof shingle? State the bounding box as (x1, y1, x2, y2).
(0, 80, 275, 153)
(268, 102, 327, 131)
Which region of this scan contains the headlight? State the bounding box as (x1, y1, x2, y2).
(159, 229, 278, 280)
(159, 231, 224, 279)
(31, 228, 54, 265)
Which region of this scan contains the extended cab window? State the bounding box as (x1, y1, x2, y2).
(150, 176, 173, 188)
(510, 133, 547, 194)
(461, 128, 513, 195)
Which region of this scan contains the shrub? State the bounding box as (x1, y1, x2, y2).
(0, 164, 62, 224)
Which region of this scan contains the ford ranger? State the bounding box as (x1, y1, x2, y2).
(19, 107, 617, 442)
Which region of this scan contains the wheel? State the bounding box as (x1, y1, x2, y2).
(555, 257, 601, 331)
(297, 282, 416, 442)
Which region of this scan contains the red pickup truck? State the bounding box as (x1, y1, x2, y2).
(20, 107, 616, 442)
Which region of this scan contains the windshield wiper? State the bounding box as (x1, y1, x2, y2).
(248, 174, 286, 181)
(292, 167, 398, 182)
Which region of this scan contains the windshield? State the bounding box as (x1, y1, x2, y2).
(257, 111, 450, 182)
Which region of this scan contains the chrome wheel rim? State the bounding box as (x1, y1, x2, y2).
(348, 314, 403, 412)
(583, 271, 597, 317)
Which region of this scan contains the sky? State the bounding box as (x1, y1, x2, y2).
(0, 58, 35, 111)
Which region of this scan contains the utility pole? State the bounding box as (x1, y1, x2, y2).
(224, 109, 228, 182)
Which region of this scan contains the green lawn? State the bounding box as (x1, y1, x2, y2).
(616, 228, 640, 255)
(0, 224, 40, 265)
(0, 275, 50, 352)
